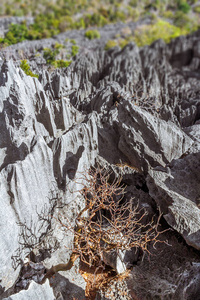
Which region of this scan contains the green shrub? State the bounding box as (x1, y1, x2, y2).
(85, 29, 101, 40)
(29, 13, 60, 39)
(70, 39, 76, 45)
(104, 39, 117, 50)
(126, 6, 140, 20)
(129, 0, 138, 7)
(5, 6, 14, 15)
(0, 0, 199, 47)
(71, 45, 79, 56)
(43, 46, 71, 68)
(43, 47, 59, 64)
(161, 10, 174, 18)
(119, 39, 128, 48)
(27, 29, 42, 40)
(73, 17, 86, 29)
(118, 36, 134, 48)
(20, 60, 39, 78)
(88, 13, 108, 27)
(173, 11, 199, 32)
(59, 16, 73, 32)
(54, 60, 71, 68)
(3, 31, 17, 45)
(133, 19, 183, 47)
(54, 42, 64, 50)
(3, 23, 28, 45)
(194, 5, 200, 13)
(177, 1, 191, 13)
(114, 10, 126, 22)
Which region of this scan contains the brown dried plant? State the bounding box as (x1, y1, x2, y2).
(42, 166, 164, 284)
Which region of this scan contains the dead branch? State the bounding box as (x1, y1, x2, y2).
(41, 166, 165, 284)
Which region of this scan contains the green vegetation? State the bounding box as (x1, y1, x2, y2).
(104, 40, 118, 50)
(173, 11, 198, 32)
(20, 60, 39, 78)
(53, 60, 71, 68)
(104, 35, 134, 50)
(133, 19, 184, 47)
(71, 45, 79, 56)
(85, 29, 101, 40)
(194, 5, 200, 13)
(43, 44, 72, 68)
(0, 0, 199, 49)
(2, 23, 28, 46)
(70, 39, 76, 45)
(177, 0, 191, 13)
(43, 47, 59, 65)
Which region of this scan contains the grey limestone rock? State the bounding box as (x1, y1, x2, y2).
(147, 151, 200, 249)
(116, 100, 193, 172)
(95, 95, 193, 171)
(1, 23, 200, 299)
(0, 136, 55, 289)
(48, 259, 86, 300)
(102, 249, 126, 274)
(0, 60, 98, 292)
(173, 262, 200, 300)
(3, 280, 55, 300)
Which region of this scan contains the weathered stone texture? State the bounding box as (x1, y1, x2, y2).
(1, 25, 200, 299)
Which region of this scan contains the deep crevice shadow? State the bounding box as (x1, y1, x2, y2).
(170, 49, 194, 68)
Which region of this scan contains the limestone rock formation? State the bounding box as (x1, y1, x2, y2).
(147, 151, 200, 250)
(0, 21, 200, 299)
(0, 60, 98, 292)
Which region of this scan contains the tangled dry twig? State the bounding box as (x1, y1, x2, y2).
(42, 166, 165, 284)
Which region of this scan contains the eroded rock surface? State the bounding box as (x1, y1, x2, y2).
(0, 60, 98, 293)
(0, 24, 200, 299)
(147, 152, 200, 250)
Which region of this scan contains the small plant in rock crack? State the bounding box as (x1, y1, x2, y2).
(41, 166, 166, 285)
(85, 29, 101, 40)
(20, 60, 39, 78)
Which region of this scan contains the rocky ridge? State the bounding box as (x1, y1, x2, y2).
(0, 23, 200, 299)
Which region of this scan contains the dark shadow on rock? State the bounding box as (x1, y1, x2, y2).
(63, 146, 84, 181)
(98, 126, 131, 166)
(35, 91, 54, 136)
(50, 272, 85, 300)
(170, 49, 193, 68)
(53, 144, 84, 190)
(0, 142, 29, 172)
(0, 61, 9, 86)
(0, 98, 31, 171)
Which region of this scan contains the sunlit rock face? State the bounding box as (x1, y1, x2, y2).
(3, 280, 54, 300)
(0, 60, 98, 291)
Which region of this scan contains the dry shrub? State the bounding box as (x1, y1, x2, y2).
(42, 166, 165, 289)
(70, 166, 162, 266)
